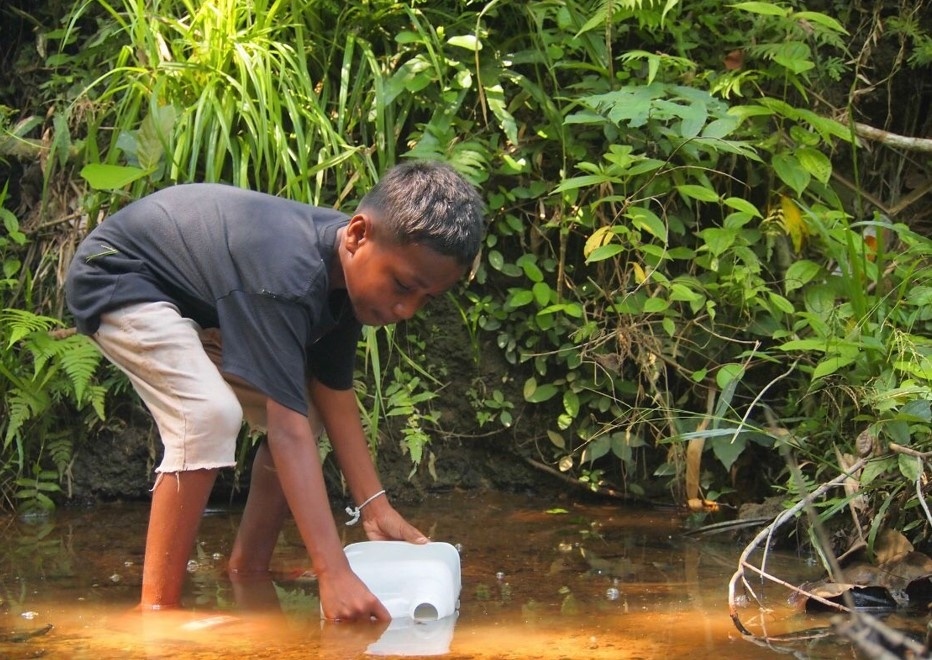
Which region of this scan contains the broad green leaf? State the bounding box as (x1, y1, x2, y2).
(508, 289, 534, 307)
(710, 433, 748, 471)
(447, 35, 482, 51)
(772, 153, 810, 196)
(524, 377, 559, 403)
(860, 457, 894, 486)
(771, 41, 814, 74)
(538, 302, 584, 318)
(731, 2, 789, 16)
(563, 390, 580, 418)
(796, 146, 832, 184)
(610, 435, 632, 462)
(643, 297, 669, 313)
(716, 363, 745, 390)
(702, 116, 739, 139)
(812, 355, 857, 381)
(586, 243, 624, 263)
(548, 430, 566, 450)
(900, 399, 932, 422)
(80, 164, 149, 190)
(795, 11, 847, 34)
(768, 292, 795, 314)
(517, 255, 544, 282)
(779, 338, 830, 352)
(700, 227, 737, 256)
(679, 101, 709, 139)
(724, 196, 762, 218)
(669, 282, 704, 303)
(136, 105, 176, 171)
(532, 281, 551, 306)
(898, 453, 921, 482)
(784, 259, 821, 293)
(676, 184, 720, 203)
(582, 436, 611, 463)
(627, 206, 667, 242)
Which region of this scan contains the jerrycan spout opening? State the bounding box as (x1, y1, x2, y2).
(412, 602, 439, 621)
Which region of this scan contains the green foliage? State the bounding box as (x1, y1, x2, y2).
(2, 0, 930, 552)
(0, 184, 111, 511)
(0, 308, 109, 512)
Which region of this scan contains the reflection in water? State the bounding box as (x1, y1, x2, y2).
(366, 615, 457, 656)
(0, 492, 862, 658)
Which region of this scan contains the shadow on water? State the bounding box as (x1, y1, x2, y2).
(0, 491, 877, 659)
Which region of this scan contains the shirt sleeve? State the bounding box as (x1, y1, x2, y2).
(216, 291, 312, 415)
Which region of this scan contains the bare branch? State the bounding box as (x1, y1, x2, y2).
(854, 122, 932, 153)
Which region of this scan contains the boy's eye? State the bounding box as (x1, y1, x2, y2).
(395, 279, 412, 292)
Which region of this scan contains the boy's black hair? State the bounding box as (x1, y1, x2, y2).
(358, 160, 486, 267)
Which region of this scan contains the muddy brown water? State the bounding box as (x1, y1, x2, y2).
(0, 491, 899, 659)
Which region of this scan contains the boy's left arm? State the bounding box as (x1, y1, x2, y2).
(308, 378, 429, 544)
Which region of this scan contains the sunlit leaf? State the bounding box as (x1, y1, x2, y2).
(584, 226, 616, 259)
(447, 35, 482, 51)
(780, 195, 809, 252)
(731, 2, 790, 16)
(80, 164, 149, 190)
(632, 262, 647, 284)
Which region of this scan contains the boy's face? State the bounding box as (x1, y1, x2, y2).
(337, 213, 466, 326)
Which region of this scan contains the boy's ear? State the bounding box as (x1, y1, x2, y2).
(343, 213, 372, 254)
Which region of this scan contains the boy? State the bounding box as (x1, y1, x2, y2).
(65, 160, 486, 621)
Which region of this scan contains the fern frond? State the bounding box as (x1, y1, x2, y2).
(57, 335, 103, 405)
(47, 433, 74, 474)
(84, 383, 108, 421)
(0, 309, 59, 347)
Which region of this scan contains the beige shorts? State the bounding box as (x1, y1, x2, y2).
(92, 301, 322, 473)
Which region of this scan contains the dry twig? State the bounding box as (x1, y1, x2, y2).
(727, 457, 868, 636)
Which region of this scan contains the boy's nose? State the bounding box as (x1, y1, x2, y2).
(393, 297, 421, 321)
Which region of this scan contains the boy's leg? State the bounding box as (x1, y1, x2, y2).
(93, 302, 242, 608)
(227, 441, 288, 574)
(142, 469, 218, 606)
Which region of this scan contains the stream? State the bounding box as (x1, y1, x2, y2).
(0, 491, 895, 658)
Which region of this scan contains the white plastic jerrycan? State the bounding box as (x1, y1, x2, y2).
(343, 541, 461, 621)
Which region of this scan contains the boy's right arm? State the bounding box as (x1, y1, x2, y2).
(264, 398, 390, 622)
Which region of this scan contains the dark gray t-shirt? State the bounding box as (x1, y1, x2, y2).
(65, 183, 361, 415)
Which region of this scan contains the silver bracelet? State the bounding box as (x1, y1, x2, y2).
(344, 489, 386, 526)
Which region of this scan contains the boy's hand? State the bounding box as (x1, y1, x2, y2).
(319, 567, 391, 622)
(361, 498, 429, 544)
